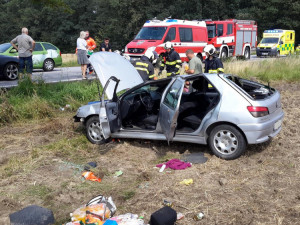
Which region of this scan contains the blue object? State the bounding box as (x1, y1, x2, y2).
(104, 220, 118, 225)
(166, 19, 178, 22)
(88, 101, 100, 105)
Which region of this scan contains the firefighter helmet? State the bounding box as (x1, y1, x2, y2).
(204, 44, 216, 55)
(164, 41, 173, 49)
(144, 49, 159, 63)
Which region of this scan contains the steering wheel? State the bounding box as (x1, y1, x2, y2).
(139, 91, 154, 112)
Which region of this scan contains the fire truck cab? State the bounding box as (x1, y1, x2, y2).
(205, 19, 257, 59)
(124, 19, 208, 62)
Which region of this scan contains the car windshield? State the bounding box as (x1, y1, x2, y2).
(207, 24, 216, 38)
(135, 27, 167, 40)
(0, 43, 11, 53)
(261, 38, 279, 44)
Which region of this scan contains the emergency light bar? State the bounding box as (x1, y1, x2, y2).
(264, 30, 283, 33)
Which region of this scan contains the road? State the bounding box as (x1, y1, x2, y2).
(0, 55, 285, 88)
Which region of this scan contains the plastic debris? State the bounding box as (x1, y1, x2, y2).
(84, 161, 97, 171)
(179, 178, 193, 186)
(193, 212, 204, 221)
(177, 212, 184, 220)
(163, 200, 173, 207)
(110, 213, 146, 225)
(114, 170, 123, 177)
(82, 171, 102, 182)
(159, 164, 166, 173)
(156, 159, 191, 170)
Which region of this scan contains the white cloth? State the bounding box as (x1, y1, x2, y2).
(77, 38, 87, 51)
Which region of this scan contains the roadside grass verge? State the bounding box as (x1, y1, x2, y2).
(224, 56, 300, 82)
(0, 78, 101, 125)
(60, 60, 78, 67)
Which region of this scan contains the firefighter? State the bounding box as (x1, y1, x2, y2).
(204, 44, 224, 74)
(85, 31, 97, 74)
(132, 49, 158, 81)
(159, 41, 182, 77)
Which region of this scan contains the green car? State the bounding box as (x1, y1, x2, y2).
(0, 42, 62, 71)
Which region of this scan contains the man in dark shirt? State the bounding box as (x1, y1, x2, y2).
(100, 38, 112, 52)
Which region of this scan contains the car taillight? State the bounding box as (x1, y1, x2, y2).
(247, 106, 269, 117)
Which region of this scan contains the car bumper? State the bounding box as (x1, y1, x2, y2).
(239, 111, 284, 144)
(256, 48, 278, 56)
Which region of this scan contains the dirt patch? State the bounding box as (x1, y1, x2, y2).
(0, 83, 300, 224)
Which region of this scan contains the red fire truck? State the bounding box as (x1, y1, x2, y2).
(124, 18, 257, 61)
(205, 19, 257, 59)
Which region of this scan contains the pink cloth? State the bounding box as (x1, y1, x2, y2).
(156, 159, 191, 170)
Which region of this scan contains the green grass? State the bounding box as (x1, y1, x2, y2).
(60, 60, 79, 67)
(0, 78, 101, 125)
(224, 55, 300, 82)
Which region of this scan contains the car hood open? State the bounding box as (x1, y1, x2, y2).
(89, 52, 143, 99)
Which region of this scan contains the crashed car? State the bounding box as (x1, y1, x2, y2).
(74, 52, 284, 160)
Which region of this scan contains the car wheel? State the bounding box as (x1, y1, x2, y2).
(220, 48, 228, 59)
(43, 59, 54, 71)
(4, 63, 18, 80)
(208, 125, 246, 160)
(86, 116, 105, 144)
(244, 47, 250, 60)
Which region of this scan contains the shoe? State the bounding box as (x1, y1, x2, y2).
(89, 71, 94, 74)
(82, 76, 87, 80)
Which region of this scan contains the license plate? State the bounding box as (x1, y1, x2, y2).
(262, 53, 268, 55)
(274, 119, 282, 130)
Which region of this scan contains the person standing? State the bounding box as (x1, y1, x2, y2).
(185, 49, 203, 74)
(203, 45, 224, 73)
(132, 49, 157, 81)
(100, 38, 112, 52)
(159, 41, 182, 77)
(77, 31, 89, 79)
(10, 27, 35, 80)
(85, 31, 96, 74)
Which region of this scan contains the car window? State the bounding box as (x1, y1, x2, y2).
(217, 24, 223, 36)
(179, 28, 193, 42)
(34, 43, 44, 51)
(227, 24, 233, 35)
(42, 43, 57, 50)
(0, 43, 12, 53)
(163, 80, 183, 109)
(164, 27, 176, 42)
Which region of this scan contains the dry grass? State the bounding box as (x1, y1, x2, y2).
(0, 82, 300, 224)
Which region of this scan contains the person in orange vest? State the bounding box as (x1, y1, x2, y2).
(85, 31, 97, 74)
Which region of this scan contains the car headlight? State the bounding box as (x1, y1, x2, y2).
(272, 46, 277, 49)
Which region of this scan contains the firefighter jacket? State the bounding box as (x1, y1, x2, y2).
(132, 56, 155, 81)
(160, 49, 182, 76)
(204, 55, 224, 73)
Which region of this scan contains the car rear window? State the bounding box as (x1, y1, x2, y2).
(224, 75, 275, 100)
(42, 43, 57, 50)
(0, 43, 11, 53)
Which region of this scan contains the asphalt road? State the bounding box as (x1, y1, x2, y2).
(0, 55, 285, 88)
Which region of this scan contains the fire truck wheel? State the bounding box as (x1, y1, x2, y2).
(244, 47, 250, 60)
(220, 48, 228, 59)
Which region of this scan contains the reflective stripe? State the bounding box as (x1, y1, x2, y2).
(149, 74, 155, 78)
(135, 67, 149, 74)
(161, 63, 165, 67)
(166, 61, 177, 65)
(176, 60, 182, 63)
(208, 84, 213, 88)
(166, 72, 180, 76)
(209, 70, 218, 74)
(175, 65, 181, 68)
(136, 62, 149, 67)
(217, 68, 224, 73)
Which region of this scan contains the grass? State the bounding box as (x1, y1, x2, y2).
(60, 60, 79, 67)
(0, 78, 101, 125)
(224, 55, 300, 82)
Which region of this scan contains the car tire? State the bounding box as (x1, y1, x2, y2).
(86, 116, 105, 145)
(3, 63, 18, 80)
(220, 48, 228, 59)
(244, 47, 250, 60)
(208, 125, 246, 160)
(43, 59, 55, 71)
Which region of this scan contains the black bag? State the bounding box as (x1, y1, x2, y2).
(150, 206, 177, 225)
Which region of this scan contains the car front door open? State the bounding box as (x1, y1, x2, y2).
(159, 78, 184, 143)
(99, 76, 121, 139)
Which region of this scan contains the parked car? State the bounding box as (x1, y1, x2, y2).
(0, 55, 19, 80)
(0, 42, 62, 71)
(74, 52, 284, 160)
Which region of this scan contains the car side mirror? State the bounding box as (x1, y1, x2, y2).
(10, 49, 17, 53)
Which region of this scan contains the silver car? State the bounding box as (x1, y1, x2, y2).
(74, 52, 284, 160)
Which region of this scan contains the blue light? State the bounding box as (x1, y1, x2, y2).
(145, 20, 150, 23)
(166, 19, 178, 22)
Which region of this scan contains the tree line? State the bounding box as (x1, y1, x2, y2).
(1, 0, 299, 53)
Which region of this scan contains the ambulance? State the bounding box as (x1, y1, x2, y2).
(256, 29, 295, 57)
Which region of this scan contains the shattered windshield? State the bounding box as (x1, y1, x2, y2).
(261, 38, 279, 44)
(135, 27, 167, 40)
